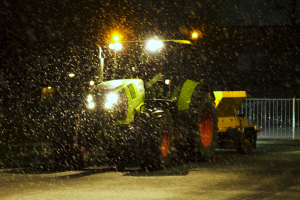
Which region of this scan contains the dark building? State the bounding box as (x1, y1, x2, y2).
(204, 25, 300, 98)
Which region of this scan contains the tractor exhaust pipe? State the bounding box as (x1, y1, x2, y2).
(96, 43, 104, 82)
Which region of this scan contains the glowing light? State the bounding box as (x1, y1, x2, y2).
(48, 86, 52, 89)
(146, 39, 163, 51)
(69, 73, 75, 77)
(114, 35, 120, 42)
(105, 102, 112, 109)
(87, 94, 93, 102)
(109, 44, 115, 49)
(107, 93, 118, 104)
(114, 43, 122, 51)
(88, 102, 95, 109)
(89, 81, 95, 86)
(112, 33, 122, 42)
(165, 79, 171, 85)
(109, 42, 122, 51)
(192, 32, 198, 39)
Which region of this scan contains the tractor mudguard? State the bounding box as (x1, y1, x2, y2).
(177, 80, 210, 112)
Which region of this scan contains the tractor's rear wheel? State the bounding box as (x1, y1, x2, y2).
(184, 90, 218, 161)
(140, 109, 174, 171)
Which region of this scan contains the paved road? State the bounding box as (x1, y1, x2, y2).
(1, 144, 300, 200)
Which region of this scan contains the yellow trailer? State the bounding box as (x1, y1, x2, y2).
(213, 91, 257, 153)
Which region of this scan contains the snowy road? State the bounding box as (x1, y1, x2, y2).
(1, 144, 300, 200)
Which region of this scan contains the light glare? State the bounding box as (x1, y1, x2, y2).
(69, 73, 75, 77)
(165, 79, 171, 85)
(107, 93, 118, 104)
(109, 43, 122, 51)
(87, 95, 93, 102)
(88, 102, 95, 109)
(146, 39, 163, 51)
(114, 35, 120, 41)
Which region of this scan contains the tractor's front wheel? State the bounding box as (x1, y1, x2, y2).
(140, 109, 174, 171)
(53, 132, 90, 170)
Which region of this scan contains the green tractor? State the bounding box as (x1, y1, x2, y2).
(48, 40, 218, 171)
(84, 70, 218, 171)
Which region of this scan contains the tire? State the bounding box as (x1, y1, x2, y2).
(103, 126, 129, 172)
(184, 89, 218, 161)
(237, 128, 255, 154)
(53, 130, 90, 170)
(140, 109, 174, 171)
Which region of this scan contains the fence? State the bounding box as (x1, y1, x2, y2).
(239, 98, 300, 139)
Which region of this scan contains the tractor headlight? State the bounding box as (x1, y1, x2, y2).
(87, 94, 93, 102)
(87, 94, 95, 109)
(88, 102, 95, 109)
(105, 93, 118, 109)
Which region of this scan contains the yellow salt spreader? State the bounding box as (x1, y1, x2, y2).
(213, 91, 258, 153)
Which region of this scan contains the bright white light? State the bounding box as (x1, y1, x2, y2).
(89, 80, 95, 86)
(114, 43, 122, 51)
(165, 79, 171, 85)
(69, 73, 75, 77)
(105, 102, 112, 109)
(114, 35, 120, 41)
(48, 86, 52, 89)
(87, 94, 93, 102)
(109, 44, 115, 49)
(109, 43, 122, 51)
(105, 93, 118, 109)
(146, 39, 163, 51)
(88, 102, 95, 109)
(106, 93, 118, 104)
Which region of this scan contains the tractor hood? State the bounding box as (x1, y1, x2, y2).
(96, 79, 144, 93)
(87, 79, 145, 125)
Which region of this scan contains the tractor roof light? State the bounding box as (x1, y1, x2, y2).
(114, 35, 120, 42)
(191, 30, 202, 40)
(192, 32, 198, 39)
(112, 32, 123, 43)
(146, 39, 163, 52)
(109, 42, 122, 51)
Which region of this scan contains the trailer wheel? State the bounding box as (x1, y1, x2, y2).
(237, 128, 255, 154)
(185, 90, 218, 161)
(140, 109, 174, 171)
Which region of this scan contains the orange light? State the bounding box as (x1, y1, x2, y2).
(191, 30, 202, 39)
(192, 32, 198, 39)
(112, 32, 122, 43)
(114, 35, 120, 42)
